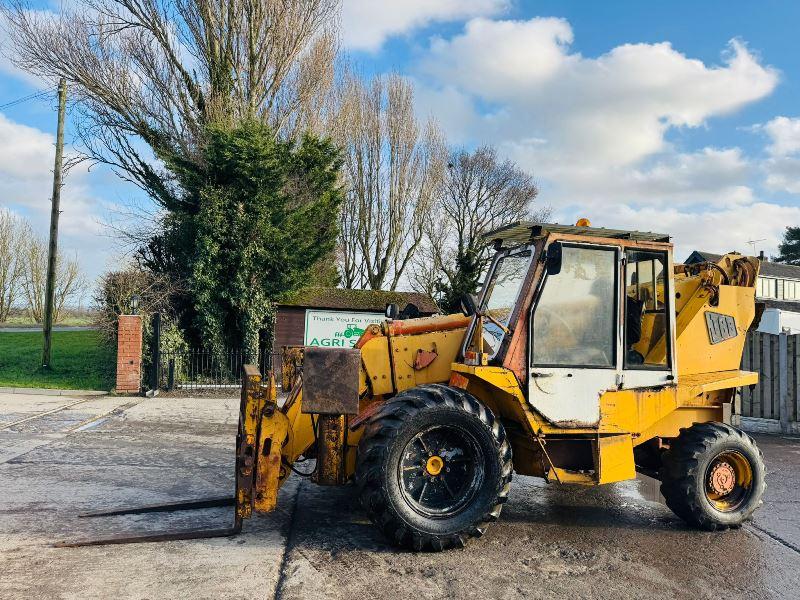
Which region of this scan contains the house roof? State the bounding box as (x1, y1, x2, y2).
(485, 221, 671, 248)
(685, 251, 800, 280)
(759, 299, 800, 312)
(277, 287, 439, 314)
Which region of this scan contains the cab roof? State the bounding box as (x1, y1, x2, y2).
(484, 221, 671, 248)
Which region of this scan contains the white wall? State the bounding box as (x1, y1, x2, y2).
(757, 308, 800, 334)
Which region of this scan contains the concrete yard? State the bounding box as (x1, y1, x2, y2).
(1, 393, 799, 599)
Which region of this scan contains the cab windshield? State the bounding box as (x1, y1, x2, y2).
(480, 247, 532, 357)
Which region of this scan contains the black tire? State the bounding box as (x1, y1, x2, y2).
(355, 384, 512, 551)
(660, 422, 765, 531)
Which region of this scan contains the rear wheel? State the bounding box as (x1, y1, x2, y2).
(355, 384, 512, 551)
(660, 422, 765, 530)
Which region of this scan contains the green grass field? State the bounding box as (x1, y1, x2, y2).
(0, 330, 115, 390)
(2, 313, 94, 327)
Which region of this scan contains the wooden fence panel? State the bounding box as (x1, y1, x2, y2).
(773, 333, 781, 419)
(792, 335, 800, 422)
(747, 332, 764, 417)
(741, 334, 752, 416)
(739, 331, 800, 425)
(753, 333, 772, 419)
(759, 333, 775, 419)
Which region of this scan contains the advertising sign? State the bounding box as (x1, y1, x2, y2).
(304, 310, 384, 348)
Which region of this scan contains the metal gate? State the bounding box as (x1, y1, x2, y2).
(144, 313, 280, 391)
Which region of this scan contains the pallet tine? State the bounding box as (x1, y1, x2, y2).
(56, 364, 265, 548)
(79, 496, 235, 518)
(54, 513, 242, 548)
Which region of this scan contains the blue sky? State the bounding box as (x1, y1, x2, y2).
(2, 0, 800, 293)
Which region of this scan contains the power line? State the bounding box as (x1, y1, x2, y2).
(0, 87, 57, 111)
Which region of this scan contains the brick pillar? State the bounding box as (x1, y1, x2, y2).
(116, 315, 143, 394)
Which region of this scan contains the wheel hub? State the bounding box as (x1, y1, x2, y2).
(709, 461, 736, 496)
(398, 424, 485, 517)
(426, 455, 444, 476)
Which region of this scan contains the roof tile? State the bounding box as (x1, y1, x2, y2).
(277, 287, 439, 313)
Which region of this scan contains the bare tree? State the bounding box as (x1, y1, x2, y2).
(3, 0, 339, 207)
(331, 72, 446, 290)
(410, 146, 546, 305)
(337, 189, 363, 288)
(92, 266, 182, 342)
(20, 235, 85, 324)
(408, 215, 449, 298)
(0, 209, 27, 322)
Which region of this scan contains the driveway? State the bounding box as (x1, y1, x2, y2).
(1, 392, 798, 599)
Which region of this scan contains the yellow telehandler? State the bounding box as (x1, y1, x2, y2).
(63, 221, 766, 551)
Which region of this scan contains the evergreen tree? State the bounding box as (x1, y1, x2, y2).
(142, 120, 342, 357)
(775, 227, 800, 266)
(436, 250, 484, 314)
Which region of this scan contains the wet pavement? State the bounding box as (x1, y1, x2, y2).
(0, 394, 293, 599)
(1, 393, 798, 599)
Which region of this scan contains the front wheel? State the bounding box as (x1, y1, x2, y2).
(355, 384, 512, 551)
(660, 422, 766, 530)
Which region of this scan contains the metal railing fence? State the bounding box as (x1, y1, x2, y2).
(149, 348, 281, 391)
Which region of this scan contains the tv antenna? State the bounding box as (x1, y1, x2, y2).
(746, 239, 766, 256)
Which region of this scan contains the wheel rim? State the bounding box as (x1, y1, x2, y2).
(704, 450, 754, 512)
(398, 424, 485, 518)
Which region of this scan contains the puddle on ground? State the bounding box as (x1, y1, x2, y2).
(615, 473, 666, 505)
(73, 418, 108, 432)
(635, 473, 666, 504)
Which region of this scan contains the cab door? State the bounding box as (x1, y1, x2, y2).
(528, 244, 620, 428)
(621, 248, 676, 388)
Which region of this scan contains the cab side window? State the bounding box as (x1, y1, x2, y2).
(624, 250, 670, 369)
(532, 246, 617, 368)
(482, 249, 532, 357)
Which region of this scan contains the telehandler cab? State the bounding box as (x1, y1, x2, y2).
(63, 221, 766, 551)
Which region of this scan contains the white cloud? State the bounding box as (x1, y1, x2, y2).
(342, 0, 507, 52)
(0, 112, 115, 297)
(754, 116, 800, 193)
(419, 19, 778, 169)
(0, 113, 99, 234)
(412, 17, 787, 258)
(610, 202, 800, 261)
(764, 156, 800, 194)
(0, 113, 55, 181)
(530, 146, 755, 211)
(622, 148, 752, 203)
(760, 116, 800, 156)
(537, 147, 781, 259)
(424, 18, 574, 96)
(0, 55, 47, 89)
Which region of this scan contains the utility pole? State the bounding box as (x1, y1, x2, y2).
(42, 78, 67, 368)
